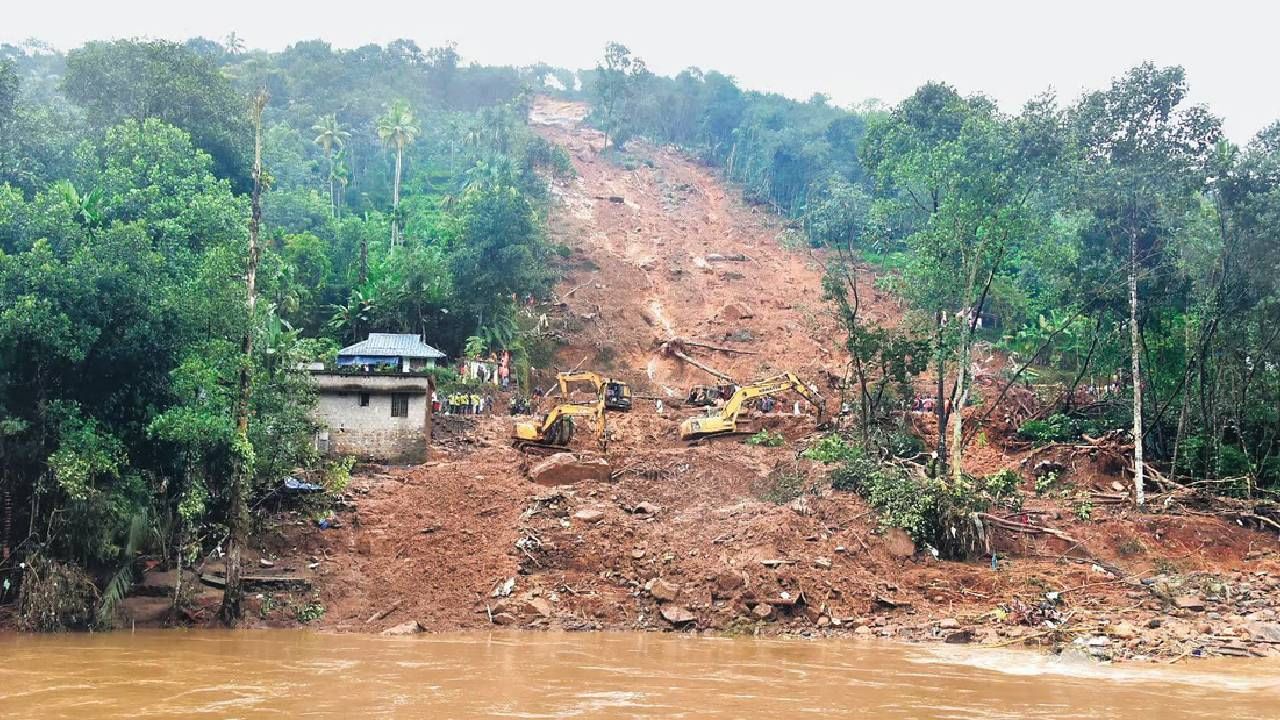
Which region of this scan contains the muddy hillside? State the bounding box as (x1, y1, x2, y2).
(251, 99, 1280, 663)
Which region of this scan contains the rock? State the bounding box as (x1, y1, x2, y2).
(630, 502, 661, 515)
(258, 558, 275, 568)
(725, 329, 754, 343)
(1246, 622, 1280, 643)
(718, 302, 754, 321)
(528, 453, 613, 486)
(1106, 622, 1138, 639)
(817, 616, 831, 628)
(630, 548, 647, 559)
(660, 605, 696, 624)
(882, 528, 916, 560)
(491, 577, 516, 598)
(813, 557, 833, 570)
(526, 597, 553, 618)
(853, 625, 873, 636)
(712, 572, 745, 598)
(648, 578, 681, 603)
(1147, 618, 1163, 629)
(938, 618, 960, 629)
(1174, 595, 1206, 612)
(751, 603, 774, 620)
(573, 509, 606, 523)
(944, 630, 974, 644)
(491, 612, 517, 626)
(381, 620, 424, 636)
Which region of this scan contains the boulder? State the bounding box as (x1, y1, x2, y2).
(944, 629, 974, 644)
(648, 578, 681, 603)
(381, 620, 424, 636)
(712, 572, 745, 599)
(660, 605, 696, 625)
(1106, 622, 1138, 639)
(525, 597, 553, 618)
(938, 618, 960, 630)
(528, 453, 612, 486)
(718, 302, 755, 321)
(1174, 595, 1206, 612)
(853, 625, 873, 636)
(573, 509, 606, 523)
(882, 528, 916, 560)
(751, 603, 774, 620)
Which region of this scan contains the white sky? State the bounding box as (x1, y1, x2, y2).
(4, 0, 1276, 142)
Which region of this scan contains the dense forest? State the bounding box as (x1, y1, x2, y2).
(0, 37, 573, 626)
(1, 36, 1277, 629)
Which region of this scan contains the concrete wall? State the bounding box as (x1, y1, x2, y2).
(311, 374, 432, 464)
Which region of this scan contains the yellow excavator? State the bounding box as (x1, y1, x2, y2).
(512, 391, 607, 452)
(556, 370, 632, 411)
(678, 372, 826, 441)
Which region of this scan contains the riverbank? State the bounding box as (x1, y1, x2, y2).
(210, 426, 1279, 666)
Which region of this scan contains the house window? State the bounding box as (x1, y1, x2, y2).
(390, 393, 409, 418)
(359, 392, 370, 407)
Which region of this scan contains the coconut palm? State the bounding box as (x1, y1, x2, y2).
(311, 114, 349, 217)
(376, 99, 420, 248)
(224, 32, 245, 55)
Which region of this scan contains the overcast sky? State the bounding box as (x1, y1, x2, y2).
(5, 0, 1276, 141)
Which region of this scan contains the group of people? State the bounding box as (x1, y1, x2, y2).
(457, 350, 514, 390)
(911, 396, 940, 413)
(436, 392, 494, 415)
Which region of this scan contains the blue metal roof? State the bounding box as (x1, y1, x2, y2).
(337, 333, 445, 359)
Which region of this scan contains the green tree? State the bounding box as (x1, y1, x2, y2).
(1069, 63, 1221, 505)
(376, 99, 419, 247)
(311, 113, 349, 217)
(63, 40, 252, 189)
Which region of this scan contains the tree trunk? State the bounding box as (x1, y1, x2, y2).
(222, 89, 268, 625)
(934, 312, 948, 477)
(329, 153, 337, 219)
(391, 142, 403, 247)
(359, 232, 368, 285)
(1128, 230, 1145, 507)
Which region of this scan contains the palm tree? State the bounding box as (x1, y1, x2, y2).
(225, 32, 245, 55)
(311, 114, 349, 217)
(376, 100, 420, 248)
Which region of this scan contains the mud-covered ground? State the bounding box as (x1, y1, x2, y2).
(210, 99, 1280, 663)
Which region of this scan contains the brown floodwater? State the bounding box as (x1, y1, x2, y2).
(0, 630, 1277, 719)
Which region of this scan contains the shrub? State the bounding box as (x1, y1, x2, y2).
(1016, 414, 1076, 444)
(746, 429, 785, 447)
(17, 555, 98, 632)
(752, 464, 808, 505)
(801, 433, 860, 463)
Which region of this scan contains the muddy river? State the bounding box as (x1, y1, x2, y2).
(1, 631, 1277, 718)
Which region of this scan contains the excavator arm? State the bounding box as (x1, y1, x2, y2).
(513, 391, 607, 450)
(680, 372, 825, 440)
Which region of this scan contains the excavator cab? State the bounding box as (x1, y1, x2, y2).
(686, 383, 734, 407)
(557, 370, 632, 412)
(601, 379, 632, 411)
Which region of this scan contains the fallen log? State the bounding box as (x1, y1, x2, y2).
(659, 342, 736, 383)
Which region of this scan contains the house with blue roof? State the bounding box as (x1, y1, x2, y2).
(336, 333, 445, 372)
